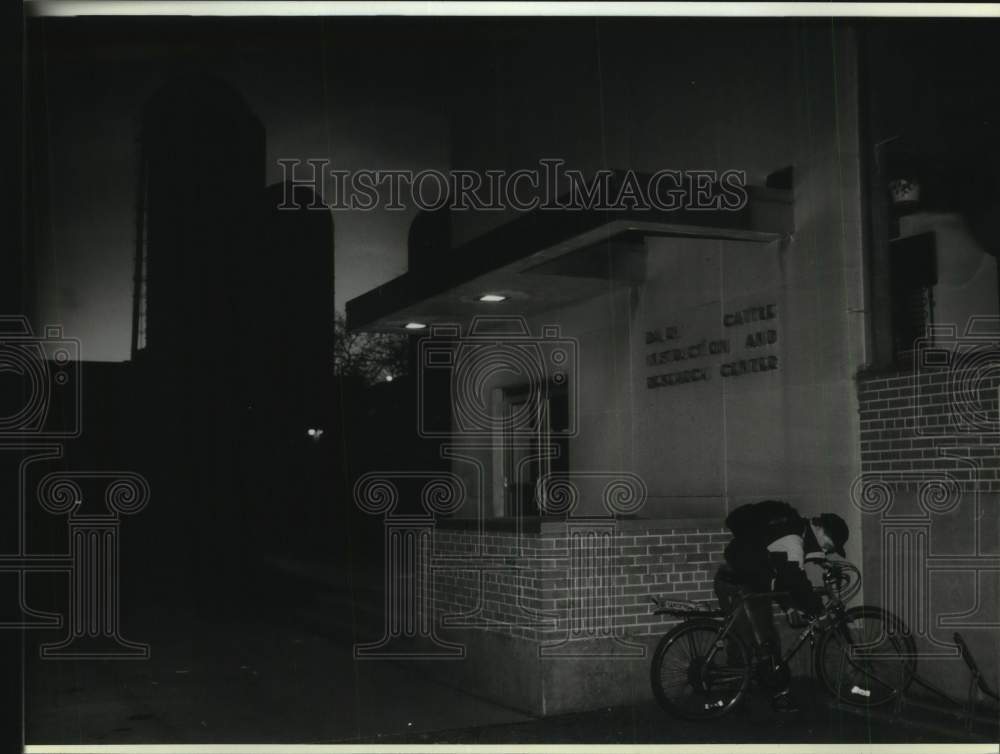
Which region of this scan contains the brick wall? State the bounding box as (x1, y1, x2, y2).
(855, 362, 1000, 700)
(857, 365, 1000, 490)
(427, 525, 729, 644)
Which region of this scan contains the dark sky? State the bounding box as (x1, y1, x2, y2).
(27, 15, 799, 362)
(27, 17, 457, 361)
(27, 17, 1000, 362)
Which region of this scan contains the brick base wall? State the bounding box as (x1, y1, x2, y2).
(856, 362, 1000, 701)
(412, 521, 822, 716)
(427, 523, 728, 644)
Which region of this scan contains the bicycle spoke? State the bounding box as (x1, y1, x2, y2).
(845, 658, 900, 693)
(842, 629, 908, 686)
(659, 668, 689, 682)
(828, 633, 901, 692)
(686, 630, 702, 659)
(652, 622, 750, 719)
(818, 608, 914, 707)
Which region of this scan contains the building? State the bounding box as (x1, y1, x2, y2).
(130, 74, 267, 598)
(132, 77, 337, 594)
(345, 22, 1000, 715)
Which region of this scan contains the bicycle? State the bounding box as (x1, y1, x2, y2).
(647, 560, 918, 720)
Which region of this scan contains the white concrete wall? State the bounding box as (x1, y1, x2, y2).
(898, 211, 1000, 338)
(449, 25, 867, 538)
(633, 233, 859, 521)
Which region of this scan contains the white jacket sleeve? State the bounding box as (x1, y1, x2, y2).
(766, 534, 805, 569)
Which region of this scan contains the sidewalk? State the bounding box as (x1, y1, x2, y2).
(24, 557, 998, 746)
(371, 677, 997, 745)
(24, 560, 533, 745)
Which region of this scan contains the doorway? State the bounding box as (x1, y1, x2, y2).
(498, 382, 569, 517)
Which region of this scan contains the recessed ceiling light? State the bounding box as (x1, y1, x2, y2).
(404, 322, 427, 330)
(478, 294, 507, 303)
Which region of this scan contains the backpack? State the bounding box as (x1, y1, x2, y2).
(725, 500, 802, 542)
(722, 500, 803, 583)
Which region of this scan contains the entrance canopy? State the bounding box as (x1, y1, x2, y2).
(346, 180, 793, 332)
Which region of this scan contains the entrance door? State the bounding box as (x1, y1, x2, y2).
(500, 383, 569, 517)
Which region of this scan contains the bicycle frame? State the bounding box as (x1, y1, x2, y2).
(774, 613, 824, 674)
(723, 590, 819, 674)
(688, 589, 851, 679)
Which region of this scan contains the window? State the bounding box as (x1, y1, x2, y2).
(860, 26, 1000, 368)
(132, 159, 149, 357)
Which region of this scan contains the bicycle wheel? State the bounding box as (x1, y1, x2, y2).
(650, 619, 752, 720)
(815, 605, 917, 707)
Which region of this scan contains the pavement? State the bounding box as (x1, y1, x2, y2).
(25, 558, 533, 745)
(23, 557, 999, 746)
(379, 680, 999, 745)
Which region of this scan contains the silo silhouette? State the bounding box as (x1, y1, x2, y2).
(131, 74, 266, 607)
(133, 74, 265, 374)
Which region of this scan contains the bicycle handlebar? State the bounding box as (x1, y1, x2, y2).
(736, 560, 858, 604)
(818, 560, 862, 602)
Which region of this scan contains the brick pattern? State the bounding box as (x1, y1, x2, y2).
(858, 366, 1000, 491)
(427, 527, 729, 642)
